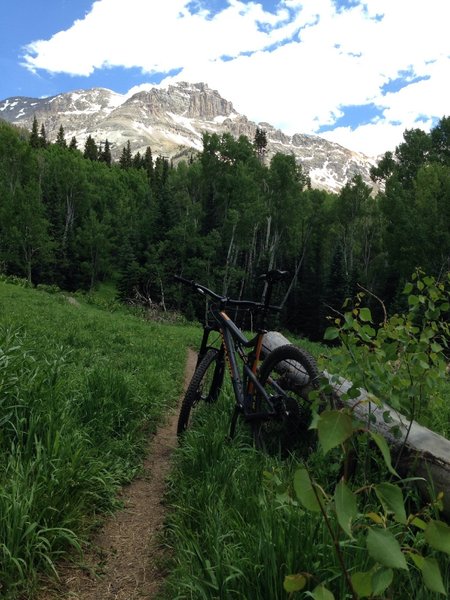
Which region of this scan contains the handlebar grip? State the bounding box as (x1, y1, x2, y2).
(173, 274, 221, 300)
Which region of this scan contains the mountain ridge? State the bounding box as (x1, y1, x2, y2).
(0, 82, 378, 192)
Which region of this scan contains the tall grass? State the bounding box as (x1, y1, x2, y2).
(0, 282, 197, 598)
(162, 379, 449, 599)
(163, 383, 339, 599)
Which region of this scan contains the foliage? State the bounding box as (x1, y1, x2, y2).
(163, 372, 449, 600)
(160, 271, 449, 599)
(284, 270, 450, 598)
(324, 269, 449, 430)
(1, 110, 449, 596)
(289, 451, 449, 598)
(1, 116, 448, 340)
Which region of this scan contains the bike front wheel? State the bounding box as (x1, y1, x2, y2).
(253, 344, 324, 457)
(177, 347, 224, 436)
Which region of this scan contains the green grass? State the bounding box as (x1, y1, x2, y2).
(0, 281, 198, 598)
(1, 281, 448, 599)
(161, 380, 450, 599)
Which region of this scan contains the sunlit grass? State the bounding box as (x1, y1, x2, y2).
(163, 382, 340, 599)
(0, 281, 198, 598)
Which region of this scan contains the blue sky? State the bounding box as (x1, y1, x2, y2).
(1, 0, 449, 156)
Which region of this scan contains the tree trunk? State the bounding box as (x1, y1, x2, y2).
(262, 331, 450, 519)
(62, 193, 75, 250)
(280, 225, 310, 309)
(223, 221, 237, 296)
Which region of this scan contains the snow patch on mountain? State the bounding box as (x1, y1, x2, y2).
(0, 82, 378, 193)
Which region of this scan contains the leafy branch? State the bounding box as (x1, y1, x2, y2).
(284, 270, 450, 598)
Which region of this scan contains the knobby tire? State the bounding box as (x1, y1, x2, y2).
(177, 347, 224, 436)
(253, 344, 324, 457)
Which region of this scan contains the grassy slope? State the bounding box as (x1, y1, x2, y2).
(0, 281, 198, 598)
(163, 381, 450, 600)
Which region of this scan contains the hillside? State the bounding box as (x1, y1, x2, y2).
(0, 279, 195, 598)
(1, 113, 449, 344)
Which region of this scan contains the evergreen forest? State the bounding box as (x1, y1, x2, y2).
(1, 116, 449, 338)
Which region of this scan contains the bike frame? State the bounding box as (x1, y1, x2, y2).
(198, 306, 279, 422)
(174, 270, 290, 436)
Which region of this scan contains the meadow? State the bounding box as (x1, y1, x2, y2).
(0, 279, 448, 599)
(0, 279, 196, 598)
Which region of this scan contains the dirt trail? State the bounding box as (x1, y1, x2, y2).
(40, 348, 196, 600)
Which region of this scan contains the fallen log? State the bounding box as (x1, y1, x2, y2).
(262, 331, 450, 519)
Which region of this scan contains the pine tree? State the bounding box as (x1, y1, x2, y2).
(99, 139, 112, 165)
(83, 135, 98, 161)
(254, 127, 268, 163)
(132, 151, 142, 169)
(69, 136, 78, 151)
(143, 146, 154, 180)
(30, 116, 40, 148)
(39, 123, 48, 148)
(325, 244, 349, 313)
(116, 240, 141, 302)
(56, 125, 67, 148)
(119, 141, 132, 169)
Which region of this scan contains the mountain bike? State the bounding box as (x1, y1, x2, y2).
(174, 270, 326, 456)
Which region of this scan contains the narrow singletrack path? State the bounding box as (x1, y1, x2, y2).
(39, 348, 196, 600)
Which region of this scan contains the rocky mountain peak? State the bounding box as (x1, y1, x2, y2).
(126, 82, 235, 121)
(0, 82, 377, 192)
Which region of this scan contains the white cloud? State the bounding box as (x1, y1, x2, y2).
(22, 0, 450, 156)
(320, 123, 407, 159)
(23, 0, 299, 75)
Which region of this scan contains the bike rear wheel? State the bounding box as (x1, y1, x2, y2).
(177, 347, 224, 436)
(253, 344, 323, 457)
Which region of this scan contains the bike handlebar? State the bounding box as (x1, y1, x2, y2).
(173, 274, 223, 301)
(173, 274, 282, 313)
